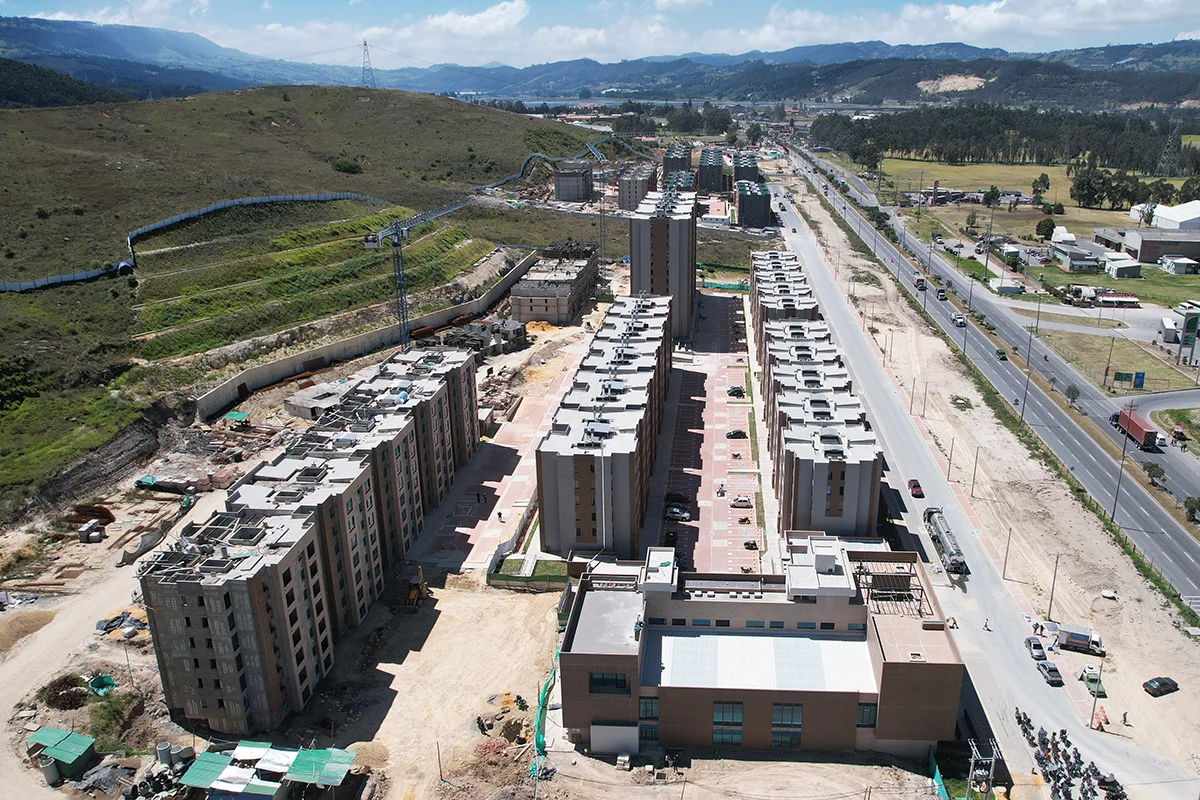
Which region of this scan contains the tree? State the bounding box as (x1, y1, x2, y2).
(1052, 202, 1065, 215)
(1065, 384, 1081, 407)
(1070, 168, 1108, 209)
(1180, 176, 1200, 204)
(982, 185, 1001, 207)
(1186, 496, 1200, 523)
(1147, 179, 1177, 206)
(725, 130, 739, 146)
(1032, 172, 1051, 204)
(771, 102, 787, 123)
(1036, 218, 1056, 240)
(577, 87, 592, 99)
(746, 123, 764, 146)
(965, 209, 979, 228)
(1140, 203, 1156, 228)
(1143, 461, 1166, 483)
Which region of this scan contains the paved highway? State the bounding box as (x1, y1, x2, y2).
(779, 189, 1200, 800)
(782, 154, 1200, 602)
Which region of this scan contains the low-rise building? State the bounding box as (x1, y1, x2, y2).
(510, 243, 600, 324)
(554, 160, 594, 202)
(1152, 200, 1200, 230)
(537, 296, 672, 559)
(1161, 255, 1200, 275)
(1094, 227, 1200, 265)
(1051, 241, 1100, 273)
(736, 181, 772, 229)
(619, 163, 658, 211)
(559, 538, 963, 757)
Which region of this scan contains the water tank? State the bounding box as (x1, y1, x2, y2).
(39, 755, 60, 786)
(178, 744, 195, 761)
(156, 742, 172, 765)
(170, 745, 183, 764)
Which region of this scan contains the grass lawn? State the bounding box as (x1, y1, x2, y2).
(928, 203, 1131, 245)
(1151, 408, 1200, 444)
(878, 157, 1186, 197)
(1010, 308, 1126, 329)
(1039, 329, 1195, 393)
(894, 210, 957, 245)
(1039, 268, 1200, 310)
(532, 559, 568, 578)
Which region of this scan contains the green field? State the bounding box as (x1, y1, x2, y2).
(1041, 267, 1200, 310)
(1010, 307, 1125, 329)
(1039, 329, 1194, 393)
(878, 157, 1186, 196)
(927, 203, 1133, 245)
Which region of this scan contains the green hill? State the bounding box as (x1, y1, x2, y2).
(0, 86, 595, 520)
(0, 55, 129, 108)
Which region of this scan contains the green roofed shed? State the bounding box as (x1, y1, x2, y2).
(223, 412, 250, 423)
(180, 750, 233, 788)
(25, 727, 97, 779)
(285, 748, 356, 786)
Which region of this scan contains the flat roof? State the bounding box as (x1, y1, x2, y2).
(641, 629, 877, 694)
(568, 588, 644, 656)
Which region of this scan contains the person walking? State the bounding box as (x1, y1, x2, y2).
(983, 618, 991, 631)
(1122, 711, 1128, 726)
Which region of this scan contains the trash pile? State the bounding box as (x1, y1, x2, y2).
(77, 763, 136, 795)
(95, 611, 148, 636)
(0, 591, 38, 611)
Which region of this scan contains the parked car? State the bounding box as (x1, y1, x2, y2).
(952, 313, 967, 327)
(664, 506, 691, 522)
(664, 491, 691, 504)
(743, 540, 758, 551)
(726, 386, 746, 398)
(967, 254, 977, 261)
(726, 429, 748, 439)
(907, 479, 924, 498)
(730, 496, 753, 509)
(1143, 676, 1179, 697)
(1025, 636, 1046, 660)
(1037, 661, 1064, 686)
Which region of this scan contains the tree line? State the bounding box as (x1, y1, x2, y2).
(809, 105, 1200, 176)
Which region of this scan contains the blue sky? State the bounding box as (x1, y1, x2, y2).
(16, 0, 1200, 68)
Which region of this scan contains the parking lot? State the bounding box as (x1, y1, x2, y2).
(658, 293, 765, 574)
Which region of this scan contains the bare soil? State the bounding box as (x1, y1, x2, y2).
(788, 172, 1200, 768)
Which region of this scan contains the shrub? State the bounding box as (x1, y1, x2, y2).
(331, 157, 362, 174)
(34, 206, 50, 219)
(37, 674, 87, 710)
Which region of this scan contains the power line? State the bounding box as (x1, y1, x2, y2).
(368, 43, 515, 87)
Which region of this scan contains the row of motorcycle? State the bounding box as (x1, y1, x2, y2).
(1015, 708, 1126, 800)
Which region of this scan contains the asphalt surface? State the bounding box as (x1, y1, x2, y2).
(777, 182, 1200, 800)
(789, 152, 1200, 602)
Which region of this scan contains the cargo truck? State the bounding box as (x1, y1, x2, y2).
(912, 272, 926, 290)
(923, 507, 967, 577)
(1109, 409, 1168, 451)
(1055, 623, 1105, 656)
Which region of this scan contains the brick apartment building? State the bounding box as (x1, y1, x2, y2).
(630, 190, 697, 340)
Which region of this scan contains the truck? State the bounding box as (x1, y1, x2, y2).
(1109, 409, 1168, 451)
(923, 507, 967, 577)
(1056, 624, 1105, 657)
(912, 271, 926, 291)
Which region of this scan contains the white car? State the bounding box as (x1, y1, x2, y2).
(664, 506, 691, 522)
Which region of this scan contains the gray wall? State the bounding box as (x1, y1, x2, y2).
(193, 250, 538, 419)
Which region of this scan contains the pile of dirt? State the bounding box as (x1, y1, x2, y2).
(0, 610, 56, 653)
(36, 674, 88, 710)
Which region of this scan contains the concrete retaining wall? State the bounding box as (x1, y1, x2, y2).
(193, 250, 539, 419)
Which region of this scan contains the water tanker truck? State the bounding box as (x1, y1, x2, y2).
(923, 507, 967, 576)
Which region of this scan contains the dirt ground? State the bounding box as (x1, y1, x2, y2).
(284, 579, 558, 800)
(788, 172, 1200, 770)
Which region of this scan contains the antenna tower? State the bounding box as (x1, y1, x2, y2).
(361, 40, 378, 89)
(1156, 119, 1182, 177)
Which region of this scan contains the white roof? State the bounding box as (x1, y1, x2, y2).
(1156, 200, 1200, 224)
(641, 630, 877, 694)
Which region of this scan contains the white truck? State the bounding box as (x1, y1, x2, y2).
(1055, 623, 1106, 656)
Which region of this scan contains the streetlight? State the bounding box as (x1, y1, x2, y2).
(1047, 553, 1064, 621)
(1110, 398, 1136, 521)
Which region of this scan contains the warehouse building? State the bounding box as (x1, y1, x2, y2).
(511, 243, 600, 324)
(537, 296, 672, 559)
(1093, 226, 1200, 265)
(554, 160, 594, 202)
(698, 148, 725, 193)
(630, 190, 698, 339)
(736, 181, 772, 229)
(619, 163, 659, 211)
(559, 537, 963, 757)
(142, 348, 479, 735)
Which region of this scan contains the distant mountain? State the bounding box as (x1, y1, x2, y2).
(0, 55, 128, 108)
(661, 41, 1012, 67)
(3, 16, 1200, 109)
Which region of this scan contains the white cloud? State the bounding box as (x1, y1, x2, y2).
(30, 0, 1200, 68)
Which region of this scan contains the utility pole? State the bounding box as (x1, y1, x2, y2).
(970, 446, 980, 497)
(946, 437, 955, 480)
(1020, 294, 1041, 421)
(910, 378, 917, 415)
(983, 203, 996, 284)
(1047, 553, 1063, 621)
(1090, 660, 1105, 729)
(1103, 334, 1117, 387)
(1002, 527, 1012, 579)
(1110, 399, 1135, 521)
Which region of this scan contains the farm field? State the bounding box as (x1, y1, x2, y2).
(927, 204, 1134, 244)
(1039, 329, 1195, 393)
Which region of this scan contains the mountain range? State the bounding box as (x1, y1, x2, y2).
(3, 16, 1200, 107)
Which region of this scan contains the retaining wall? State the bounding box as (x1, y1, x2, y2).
(193, 250, 539, 419)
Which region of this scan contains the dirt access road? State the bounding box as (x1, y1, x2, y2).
(787, 171, 1200, 774)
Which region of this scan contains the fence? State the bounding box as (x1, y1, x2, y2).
(192, 250, 539, 419)
(1, 263, 129, 293)
(929, 746, 951, 800)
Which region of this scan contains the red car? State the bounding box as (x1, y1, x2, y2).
(664, 491, 691, 504)
(907, 479, 924, 498)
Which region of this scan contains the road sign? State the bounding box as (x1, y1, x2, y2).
(1113, 371, 1133, 382)
(1134, 372, 1146, 389)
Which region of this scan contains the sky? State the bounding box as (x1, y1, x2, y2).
(13, 0, 1200, 69)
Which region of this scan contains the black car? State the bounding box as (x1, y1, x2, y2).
(726, 429, 748, 439)
(726, 386, 746, 397)
(1143, 676, 1179, 697)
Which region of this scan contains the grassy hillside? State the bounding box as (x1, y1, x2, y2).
(0, 55, 129, 108)
(0, 85, 593, 281)
(0, 87, 594, 520)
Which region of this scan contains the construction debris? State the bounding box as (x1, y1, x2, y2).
(95, 611, 148, 635)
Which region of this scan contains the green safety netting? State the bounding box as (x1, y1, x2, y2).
(284, 748, 355, 786)
(180, 751, 233, 788)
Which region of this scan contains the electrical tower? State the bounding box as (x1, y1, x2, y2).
(361, 39, 377, 89)
(1156, 119, 1183, 177)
